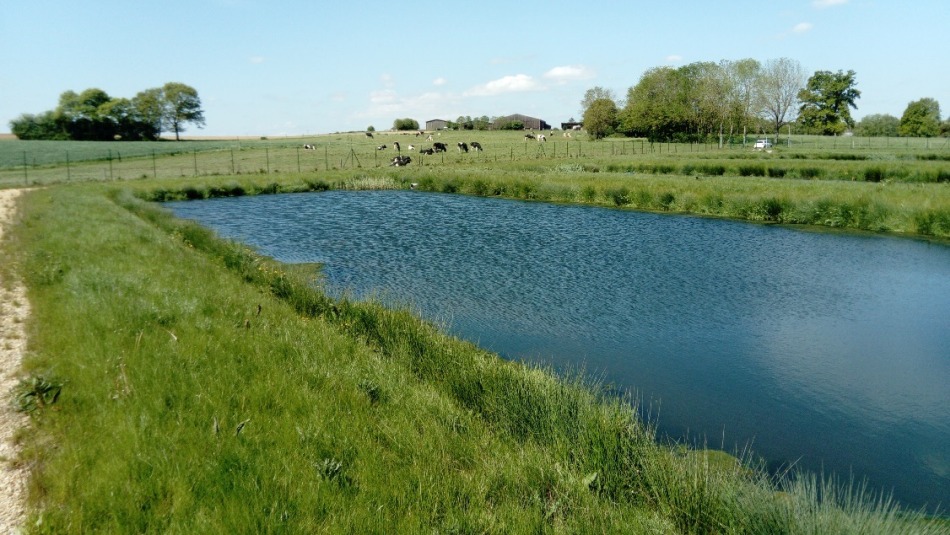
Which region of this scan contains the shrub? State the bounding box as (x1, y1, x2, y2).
(799, 167, 823, 179)
(605, 187, 630, 206)
(864, 167, 885, 182)
(767, 167, 787, 178)
(738, 165, 766, 177)
(698, 164, 726, 176)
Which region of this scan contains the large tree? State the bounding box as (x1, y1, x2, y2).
(619, 66, 692, 141)
(162, 82, 205, 140)
(757, 58, 806, 136)
(899, 98, 941, 137)
(855, 114, 900, 137)
(724, 58, 762, 139)
(582, 98, 619, 140)
(797, 69, 861, 135)
(580, 86, 618, 116)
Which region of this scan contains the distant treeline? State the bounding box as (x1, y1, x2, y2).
(9, 82, 205, 141)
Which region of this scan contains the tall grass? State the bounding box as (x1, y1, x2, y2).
(3, 182, 945, 532)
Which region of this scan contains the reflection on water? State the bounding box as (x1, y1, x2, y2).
(166, 190, 950, 512)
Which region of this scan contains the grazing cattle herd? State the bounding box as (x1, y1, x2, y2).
(306, 128, 579, 167)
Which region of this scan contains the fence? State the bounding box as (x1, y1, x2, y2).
(1, 135, 947, 188)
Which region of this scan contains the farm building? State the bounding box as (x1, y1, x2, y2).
(561, 121, 583, 131)
(425, 119, 449, 131)
(493, 114, 550, 131)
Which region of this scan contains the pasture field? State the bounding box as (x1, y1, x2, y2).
(2, 131, 947, 239)
(4, 182, 948, 532)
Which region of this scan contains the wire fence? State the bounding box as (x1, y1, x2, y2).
(1, 135, 947, 188)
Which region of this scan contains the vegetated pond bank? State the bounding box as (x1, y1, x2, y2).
(166, 189, 950, 514)
(10, 181, 949, 531)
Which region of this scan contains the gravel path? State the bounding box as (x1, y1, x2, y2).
(0, 189, 29, 533)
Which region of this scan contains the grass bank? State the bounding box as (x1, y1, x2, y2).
(4, 182, 946, 532)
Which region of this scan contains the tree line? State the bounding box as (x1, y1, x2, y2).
(581, 58, 948, 141)
(9, 82, 205, 141)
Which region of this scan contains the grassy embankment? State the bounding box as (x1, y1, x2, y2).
(4, 178, 949, 530)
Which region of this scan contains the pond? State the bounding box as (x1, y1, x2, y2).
(166, 190, 950, 513)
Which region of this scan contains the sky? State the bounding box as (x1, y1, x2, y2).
(2, 0, 948, 137)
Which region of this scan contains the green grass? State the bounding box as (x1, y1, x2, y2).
(3, 182, 947, 532)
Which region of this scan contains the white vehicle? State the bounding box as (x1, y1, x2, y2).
(753, 139, 773, 150)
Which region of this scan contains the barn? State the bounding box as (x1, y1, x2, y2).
(425, 119, 449, 131)
(493, 114, 550, 131)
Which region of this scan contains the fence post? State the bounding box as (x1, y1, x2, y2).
(66, 151, 71, 182)
(230, 148, 235, 174)
(22, 151, 28, 185)
(108, 149, 114, 180)
(152, 150, 157, 178)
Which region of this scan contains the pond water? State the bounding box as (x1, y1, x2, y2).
(166, 190, 950, 513)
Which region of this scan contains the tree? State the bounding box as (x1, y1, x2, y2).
(162, 82, 205, 140)
(854, 114, 900, 137)
(580, 86, 617, 116)
(797, 69, 860, 135)
(724, 58, 761, 139)
(619, 66, 691, 141)
(392, 118, 419, 131)
(583, 98, 619, 140)
(899, 98, 941, 137)
(757, 58, 806, 136)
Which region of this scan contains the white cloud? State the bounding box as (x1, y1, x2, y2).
(812, 0, 847, 8)
(369, 89, 397, 104)
(433, 77, 447, 86)
(463, 74, 540, 96)
(665, 55, 683, 63)
(543, 65, 595, 84)
(380, 73, 395, 88)
(792, 22, 814, 33)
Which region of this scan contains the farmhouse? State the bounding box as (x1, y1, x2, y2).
(425, 119, 449, 131)
(493, 114, 550, 131)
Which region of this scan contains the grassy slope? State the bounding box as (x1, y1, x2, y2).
(5, 182, 947, 533)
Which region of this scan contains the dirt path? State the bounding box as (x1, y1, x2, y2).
(0, 189, 29, 532)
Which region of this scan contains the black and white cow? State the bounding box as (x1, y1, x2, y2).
(390, 155, 411, 166)
(420, 148, 435, 155)
(392, 141, 401, 152)
(432, 142, 448, 153)
(376, 144, 388, 151)
(303, 144, 316, 150)
(537, 134, 546, 142)
(458, 142, 468, 153)
(470, 141, 483, 152)
(365, 132, 374, 138)
(524, 133, 535, 140)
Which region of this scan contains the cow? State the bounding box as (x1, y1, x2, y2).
(470, 141, 483, 152)
(393, 141, 401, 152)
(390, 155, 411, 166)
(303, 144, 315, 150)
(408, 144, 415, 151)
(420, 148, 435, 155)
(432, 142, 448, 152)
(376, 144, 388, 151)
(458, 142, 469, 153)
(365, 132, 374, 138)
(524, 133, 535, 140)
(426, 134, 433, 141)
(537, 134, 546, 142)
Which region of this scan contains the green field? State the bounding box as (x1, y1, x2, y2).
(1, 133, 949, 531)
(1, 132, 948, 239)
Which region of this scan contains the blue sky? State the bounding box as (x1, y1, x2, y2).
(2, 0, 947, 137)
